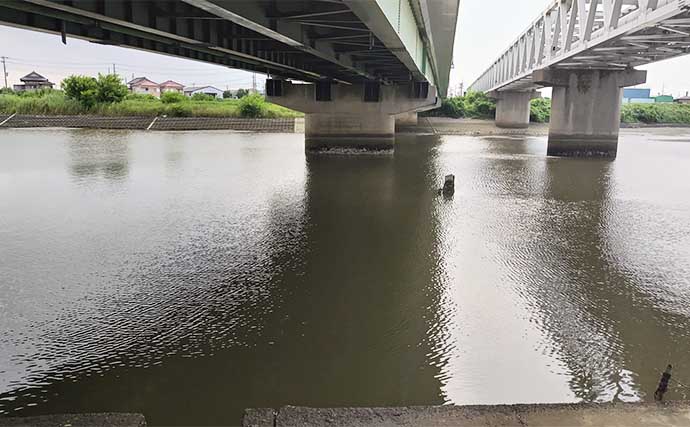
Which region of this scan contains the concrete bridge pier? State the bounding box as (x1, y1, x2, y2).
(395, 112, 419, 127)
(489, 90, 539, 129)
(266, 80, 438, 151)
(534, 68, 647, 158)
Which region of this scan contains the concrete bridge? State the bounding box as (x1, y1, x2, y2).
(469, 0, 690, 157)
(0, 0, 459, 150)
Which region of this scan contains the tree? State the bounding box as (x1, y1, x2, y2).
(223, 90, 234, 99)
(62, 74, 127, 106)
(95, 73, 128, 104)
(62, 75, 98, 107)
(235, 88, 249, 98)
(238, 93, 265, 118)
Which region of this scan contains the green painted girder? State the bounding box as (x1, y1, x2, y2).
(344, 0, 459, 97)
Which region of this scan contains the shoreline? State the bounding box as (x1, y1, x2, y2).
(0, 114, 299, 133)
(2, 114, 689, 136)
(243, 402, 690, 426)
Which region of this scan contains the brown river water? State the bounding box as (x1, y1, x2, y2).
(1, 128, 689, 425)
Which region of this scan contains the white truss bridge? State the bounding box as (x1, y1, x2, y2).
(469, 0, 690, 93)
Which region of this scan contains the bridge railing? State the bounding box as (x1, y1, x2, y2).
(469, 0, 688, 93)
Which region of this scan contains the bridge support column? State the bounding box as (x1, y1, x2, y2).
(534, 68, 647, 158)
(395, 112, 418, 127)
(267, 80, 438, 152)
(304, 113, 395, 151)
(489, 90, 539, 129)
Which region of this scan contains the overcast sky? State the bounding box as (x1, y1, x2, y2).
(2, 0, 690, 97)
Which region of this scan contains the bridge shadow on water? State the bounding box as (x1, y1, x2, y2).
(0, 133, 451, 425)
(3, 131, 690, 424)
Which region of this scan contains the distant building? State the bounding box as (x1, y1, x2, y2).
(127, 77, 161, 96)
(622, 88, 653, 104)
(676, 96, 690, 105)
(13, 71, 54, 92)
(159, 80, 184, 94)
(183, 85, 223, 99)
(654, 95, 674, 103)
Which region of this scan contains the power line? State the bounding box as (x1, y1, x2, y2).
(1, 56, 7, 89)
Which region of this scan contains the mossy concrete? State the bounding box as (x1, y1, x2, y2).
(0, 413, 145, 427)
(244, 402, 690, 426)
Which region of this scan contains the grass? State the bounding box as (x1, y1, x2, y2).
(0, 90, 302, 118)
(620, 103, 690, 124)
(423, 94, 690, 125)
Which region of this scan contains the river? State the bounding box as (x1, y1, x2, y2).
(1, 128, 689, 425)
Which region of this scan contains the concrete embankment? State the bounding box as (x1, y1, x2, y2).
(0, 114, 299, 133)
(0, 413, 146, 427)
(244, 402, 690, 426)
(408, 117, 690, 136)
(401, 117, 551, 136)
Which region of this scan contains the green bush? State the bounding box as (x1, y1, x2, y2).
(530, 97, 551, 123)
(238, 93, 266, 118)
(125, 93, 157, 101)
(15, 88, 57, 98)
(223, 90, 234, 99)
(190, 93, 216, 102)
(62, 75, 98, 107)
(95, 74, 128, 104)
(0, 91, 82, 115)
(160, 91, 187, 104)
(0, 87, 302, 118)
(463, 91, 495, 118)
(235, 88, 249, 98)
(437, 97, 465, 118)
(165, 103, 193, 117)
(621, 103, 690, 124)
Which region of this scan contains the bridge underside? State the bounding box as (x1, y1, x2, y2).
(0, 0, 420, 84)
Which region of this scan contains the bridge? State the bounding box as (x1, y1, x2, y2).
(469, 0, 690, 157)
(0, 0, 459, 150)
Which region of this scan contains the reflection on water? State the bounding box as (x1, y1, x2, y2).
(1, 128, 690, 425)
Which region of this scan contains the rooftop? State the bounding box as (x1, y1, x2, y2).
(20, 71, 50, 82)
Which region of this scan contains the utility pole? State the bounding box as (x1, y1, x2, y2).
(112, 63, 116, 77)
(1, 56, 8, 89)
(252, 73, 257, 93)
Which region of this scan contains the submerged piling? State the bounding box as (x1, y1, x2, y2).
(442, 174, 455, 196)
(655, 364, 672, 401)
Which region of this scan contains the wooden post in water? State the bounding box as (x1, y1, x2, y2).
(443, 175, 455, 196)
(655, 364, 672, 401)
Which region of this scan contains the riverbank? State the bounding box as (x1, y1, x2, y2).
(405, 117, 550, 136)
(423, 93, 690, 126)
(0, 90, 301, 119)
(2, 114, 689, 135)
(0, 114, 299, 132)
(244, 402, 690, 426)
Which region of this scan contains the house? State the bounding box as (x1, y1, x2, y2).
(622, 88, 653, 104)
(183, 85, 223, 99)
(13, 71, 54, 91)
(159, 80, 184, 94)
(676, 96, 690, 105)
(127, 77, 160, 96)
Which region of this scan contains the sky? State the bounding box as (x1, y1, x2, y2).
(2, 0, 690, 97)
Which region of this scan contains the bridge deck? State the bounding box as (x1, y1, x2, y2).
(470, 0, 690, 93)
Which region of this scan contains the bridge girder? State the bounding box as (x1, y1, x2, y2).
(470, 0, 690, 93)
(0, 0, 458, 94)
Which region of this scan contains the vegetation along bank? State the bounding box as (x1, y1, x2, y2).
(0, 74, 301, 119)
(421, 91, 690, 125)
